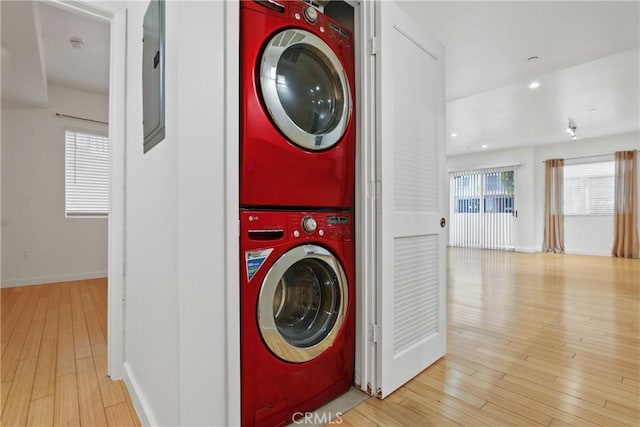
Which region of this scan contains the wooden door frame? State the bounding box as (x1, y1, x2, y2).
(106, 5, 127, 381)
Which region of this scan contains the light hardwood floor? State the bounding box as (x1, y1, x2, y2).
(1, 278, 140, 427)
(340, 248, 639, 426)
(2, 251, 638, 426)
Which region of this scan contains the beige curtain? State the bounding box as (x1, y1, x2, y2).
(612, 151, 639, 258)
(543, 159, 564, 253)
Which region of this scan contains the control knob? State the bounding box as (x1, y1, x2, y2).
(304, 6, 318, 24)
(302, 216, 317, 233)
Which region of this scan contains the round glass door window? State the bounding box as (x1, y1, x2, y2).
(258, 245, 347, 363)
(260, 29, 352, 151)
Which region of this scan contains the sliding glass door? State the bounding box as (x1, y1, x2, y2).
(449, 167, 517, 250)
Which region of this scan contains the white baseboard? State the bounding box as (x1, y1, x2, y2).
(565, 249, 610, 257)
(516, 248, 610, 257)
(1, 271, 108, 288)
(123, 362, 156, 427)
(516, 247, 537, 253)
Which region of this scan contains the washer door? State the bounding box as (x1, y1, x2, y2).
(257, 245, 348, 363)
(260, 29, 351, 151)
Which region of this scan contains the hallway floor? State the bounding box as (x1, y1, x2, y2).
(1, 279, 140, 426)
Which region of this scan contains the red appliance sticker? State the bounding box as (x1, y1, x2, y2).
(245, 248, 273, 281)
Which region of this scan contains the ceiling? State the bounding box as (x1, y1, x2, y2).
(1, 1, 110, 108)
(2, 1, 638, 155)
(397, 1, 640, 155)
(39, 2, 110, 94)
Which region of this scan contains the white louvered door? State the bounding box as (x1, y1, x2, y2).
(375, 0, 446, 398)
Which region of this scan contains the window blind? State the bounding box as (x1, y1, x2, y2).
(563, 160, 614, 216)
(65, 130, 109, 217)
(449, 166, 517, 250)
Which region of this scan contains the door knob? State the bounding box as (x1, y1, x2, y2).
(440, 218, 446, 228)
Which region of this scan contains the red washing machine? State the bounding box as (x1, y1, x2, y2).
(240, 0, 356, 209)
(240, 210, 355, 427)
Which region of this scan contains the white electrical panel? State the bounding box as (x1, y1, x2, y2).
(142, 0, 165, 153)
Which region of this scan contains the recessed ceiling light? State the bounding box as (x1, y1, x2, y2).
(450, 133, 458, 137)
(69, 37, 85, 49)
(481, 144, 488, 149)
(528, 81, 541, 90)
(566, 118, 577, 140)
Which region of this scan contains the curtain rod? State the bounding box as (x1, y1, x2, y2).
(55, 113, 108, 125)
(541, 150, 639, 163)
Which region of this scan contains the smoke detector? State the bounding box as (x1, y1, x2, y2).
(69, 37, 85, 49)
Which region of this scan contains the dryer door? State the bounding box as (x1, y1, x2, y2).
(260, 29, 351, 151)
(257, 244, 348, 363)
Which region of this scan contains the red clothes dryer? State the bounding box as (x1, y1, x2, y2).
(240, 0, 356, 209)
(240, 210, 355, 427)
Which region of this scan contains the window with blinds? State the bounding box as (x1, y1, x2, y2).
(563, 160, 614, 216)
(449, 166, 517, 250)
(65, 130, 109, 217)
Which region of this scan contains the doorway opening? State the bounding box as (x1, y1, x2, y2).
(0, 0, 130, 423)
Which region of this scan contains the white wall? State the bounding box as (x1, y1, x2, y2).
(123, 1, 179, 424)
(447, 131, 640, 256)
(123, 1, 234, 425)
(1, 84, 108, 287)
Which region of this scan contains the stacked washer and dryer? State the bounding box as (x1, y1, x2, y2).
(240, 0, 356, 426)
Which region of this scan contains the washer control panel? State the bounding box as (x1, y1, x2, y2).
(289, 1, 351, 39)
(242, 211, 353, 244)
(289, 212, 352, 241)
